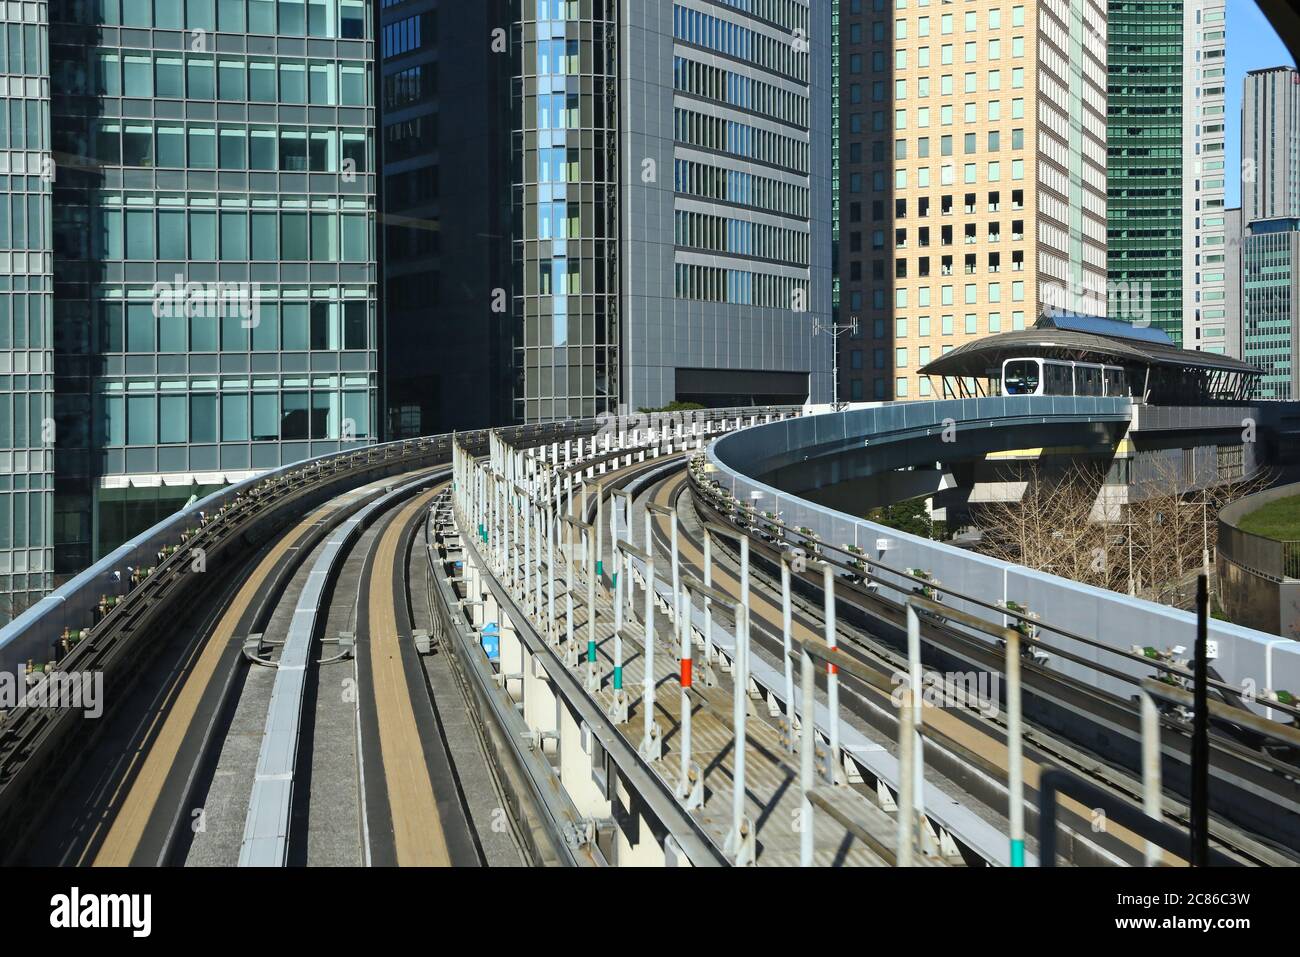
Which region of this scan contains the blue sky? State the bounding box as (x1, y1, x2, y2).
(1223, 0, 1296, 207)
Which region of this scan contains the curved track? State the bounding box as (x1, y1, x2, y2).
(597, 463, 1294, 866)
(13, 405, 1297, 867)
(18, 470, 497, 867)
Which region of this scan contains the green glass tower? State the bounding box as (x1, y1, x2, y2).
(1107, 0, 1185, 342)
(1107, 0, 1226, 350)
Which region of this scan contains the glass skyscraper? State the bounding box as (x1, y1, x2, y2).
(1241, 66, 1300, 400)
(0, 2, 54, 621)
(1241, 218, 1300, 399)
(1106, 0, 1226, 350)
(0, 0, 829, 619)
(515, 0, 620, 421)
(48, 0, 378, 575)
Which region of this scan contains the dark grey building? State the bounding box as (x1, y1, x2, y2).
(381, 0, 832, 431)
(378, 0, 514, 436)
(616, 0, 832, 413)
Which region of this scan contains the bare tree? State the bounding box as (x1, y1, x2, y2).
(973, 460, 1127, 592)
(970, 455, 1274, 605)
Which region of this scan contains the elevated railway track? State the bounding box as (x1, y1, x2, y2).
(2, 403, 1298, 867)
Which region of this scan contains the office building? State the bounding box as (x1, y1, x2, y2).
(552, 0, 832, 416)
(1224, 204, 1241, 358)
(1243, 66, 1300, 223)
(1241, 217, 1300, 398)
(1106, 0, 1226, 350)
(379, 0, 515, 437)
(0, 1, 53, 620)
(1241, 66, 1300, 399)
(378, 0, 832, 429)
(48, 0, 379, 575)
(838, 0, 1109, 401)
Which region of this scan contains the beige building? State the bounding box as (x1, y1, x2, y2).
(841, 0, 1108, 400)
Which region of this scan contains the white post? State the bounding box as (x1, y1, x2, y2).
(640, 547, 661, 759)
(565, 520, 575, 654)
(547, 507, 556, 643)
(676, 583, 697, 805)
(782, 558, 795, 750)
(824, 562, 840, 783)
(523, 491, 532, 612)
(799, 645, 816, 866)
(1007, 629, 1024, 867)
(905, 604, 925, 859)
(1141, 690, 1162, 867)
(703, 533, 715, 666)
(586, 527, 599, 691)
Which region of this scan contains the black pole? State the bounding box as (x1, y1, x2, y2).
(1191, 574, 1210, 866)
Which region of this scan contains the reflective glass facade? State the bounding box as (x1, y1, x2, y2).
(1241, 222, 1300, 400)
(378, 0, 513, 437)
(0, 1, 54, 620)
(49, 0, 377, 573)
(514, 0, 620, 421)
(1106, 0, 1225, 350)
(1241, 68, 1300, 399)
(1106, 0, 1185, 341)
(506, 0, 830, 421)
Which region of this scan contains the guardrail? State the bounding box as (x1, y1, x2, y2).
(450, 406, 808, 865)
(706, 398, 1300, 714)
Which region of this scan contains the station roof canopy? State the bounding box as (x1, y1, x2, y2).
(918, 314, 1262, 379)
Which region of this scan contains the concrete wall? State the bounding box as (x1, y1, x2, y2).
(1218, 479, 1300, 639)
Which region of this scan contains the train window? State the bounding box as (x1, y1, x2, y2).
(1104, 368, 1127, 397)
(1045, 362, 1071, 396)
(1003, 359, 1039, 395)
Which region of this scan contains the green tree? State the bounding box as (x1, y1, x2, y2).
(868, 498, 944, 540)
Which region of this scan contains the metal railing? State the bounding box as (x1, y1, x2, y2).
(689, 459, 1300, 726)
(704, 402, 1300, 716)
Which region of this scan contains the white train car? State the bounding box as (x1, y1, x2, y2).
(1001, 357, 1129, 398)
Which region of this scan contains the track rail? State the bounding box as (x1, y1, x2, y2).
(0, 425, 582, 860)
(0, 407, 798, 863)
(238, 471, 448, 866)
(679, 469, 1299, 864)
